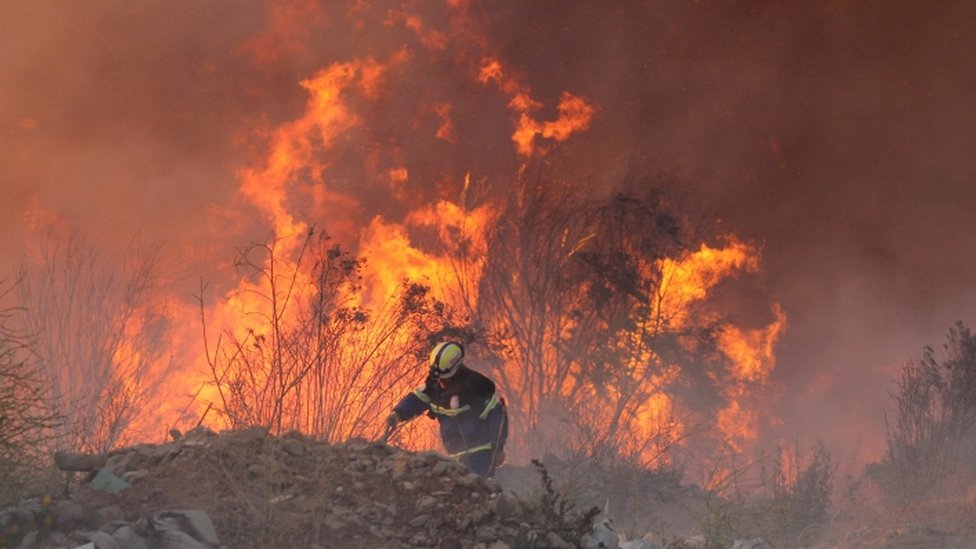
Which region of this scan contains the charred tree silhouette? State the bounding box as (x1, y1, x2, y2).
(564, 188, 692, 464)
(471, 171, 719, 465)
(473, 177, 593, 459)
(880, 321, 976, 502)
(18, 235, 173, 453)
(201, 229, 457, 441)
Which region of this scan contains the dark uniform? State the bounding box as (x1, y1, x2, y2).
(393, 364, 508, 477)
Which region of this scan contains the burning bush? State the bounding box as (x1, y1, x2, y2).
(199, 228, 463, 443)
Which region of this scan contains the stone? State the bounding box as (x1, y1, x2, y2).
(281, 438, 305, 456)
(112, 525, 150, 549)
(409, 514, 430, 527)
(54, 452, 107, 472)
(432, 460, 457, 476)
(492, 493, 517, 519)
(53, 499, 88, 531)
(152, 510, 220, 546)
(417, 495, 437, 510)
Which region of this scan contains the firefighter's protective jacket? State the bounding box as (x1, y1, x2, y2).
(393, 365, 507, 459)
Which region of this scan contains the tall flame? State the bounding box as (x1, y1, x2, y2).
(479, 58, 595, 157)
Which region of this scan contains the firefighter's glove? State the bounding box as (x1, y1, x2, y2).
(385, 412, 400, 429)
(493, 449, 506, 467)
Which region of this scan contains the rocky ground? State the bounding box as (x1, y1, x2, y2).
(2, 428, 975, 548)
(1, 427, 620, 549)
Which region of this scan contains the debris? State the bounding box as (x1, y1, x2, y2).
(89, 468, 129, 494)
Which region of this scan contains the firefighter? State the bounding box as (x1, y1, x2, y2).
(386, 341, 508, 477)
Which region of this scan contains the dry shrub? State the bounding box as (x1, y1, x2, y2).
(696, 441, 833, 549)
(0, 279, 60, 502)
(878, 321, 976, 504)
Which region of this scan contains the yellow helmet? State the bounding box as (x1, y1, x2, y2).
(429, 342, 464, 379)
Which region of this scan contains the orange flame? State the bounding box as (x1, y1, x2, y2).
(716, 304, 787, 450)
(359, 199, 495, 312)
(657, 238, 760, 328)
(479, 58, 595, 157)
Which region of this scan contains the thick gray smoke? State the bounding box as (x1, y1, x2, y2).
(2, 1, 974, 468)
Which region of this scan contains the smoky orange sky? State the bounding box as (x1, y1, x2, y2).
(2, 1, 975, 470)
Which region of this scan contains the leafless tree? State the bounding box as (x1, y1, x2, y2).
(18, 235, 173, 453)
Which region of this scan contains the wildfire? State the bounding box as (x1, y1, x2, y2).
(18, 3, 787, 469)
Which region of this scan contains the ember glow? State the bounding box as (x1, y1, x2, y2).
(4, 1, 975, 476)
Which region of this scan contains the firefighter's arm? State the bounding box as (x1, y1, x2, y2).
(479, 393, 508, 463)
(391, 382, 434, 424)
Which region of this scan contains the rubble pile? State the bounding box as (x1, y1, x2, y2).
(1, 427, 606, 549)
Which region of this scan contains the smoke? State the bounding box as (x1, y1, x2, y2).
(3, 0, 975, 468)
